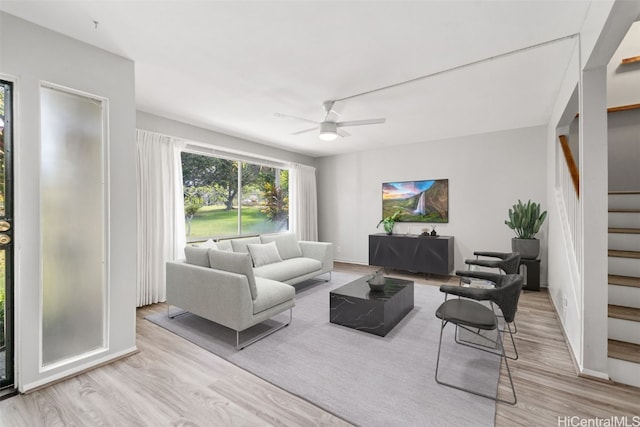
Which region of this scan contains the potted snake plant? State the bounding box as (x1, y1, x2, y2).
(505, 200, 547, 259)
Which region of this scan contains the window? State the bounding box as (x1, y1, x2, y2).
(181, 151, 289, 240)
(40, 85, 107, 366)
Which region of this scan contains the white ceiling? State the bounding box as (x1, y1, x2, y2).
(1, 1, 592, 157)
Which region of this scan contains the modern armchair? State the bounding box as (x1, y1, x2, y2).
(462, 251, 522, 337)
(435, 271, 524, 404)
(464, 251, 521, 274)
(457, 269, 521, 359)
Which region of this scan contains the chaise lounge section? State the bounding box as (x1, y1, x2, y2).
(166, 233, 333, 349)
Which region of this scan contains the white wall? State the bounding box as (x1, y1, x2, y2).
(608, 109, 640, 191)
(316, 126, 548, 279)
(0, 12, 137, 391)
(545, 43, 583, 361)
(137, 111, 315, 166)
(607, 21, 640, 108)
(607, 20, 640, 192)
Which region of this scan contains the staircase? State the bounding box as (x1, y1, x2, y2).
(607, 191, 640, 388)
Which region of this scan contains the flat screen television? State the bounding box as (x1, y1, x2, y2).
(382, 179, 448, 223)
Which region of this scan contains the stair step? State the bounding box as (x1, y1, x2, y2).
(608, 339, 640, 364)
(608, 210, 640, 228)
(609, 316, 640, 344)
(609, 227, 640, 234)
(609, 233, 640, 252)
(608, 357, 640, 388)
(609, 275, 640, 288)
(609, 192, 640, 210)
(608, 249, 640, 259)
(609, 283, 640, 310)
(608, 257, 640, 276)
(608, 305, 640, 322)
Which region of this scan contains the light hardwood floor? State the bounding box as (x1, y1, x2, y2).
(1, 263, 639, 426)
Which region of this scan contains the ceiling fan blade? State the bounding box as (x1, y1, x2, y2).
(337, 128, 351, 138)
(291, 126, 319, 135)
(337, 118, 386, 127)
(274, 112, 319, 125)
(322, 100, 340, 122)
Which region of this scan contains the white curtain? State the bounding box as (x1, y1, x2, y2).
(136, 129, 186, 306)
(289, 163, 318, 241)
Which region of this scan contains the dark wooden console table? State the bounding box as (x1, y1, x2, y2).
(369, 233, 454, 275)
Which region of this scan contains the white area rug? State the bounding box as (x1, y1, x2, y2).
(147, 271, 500, 426)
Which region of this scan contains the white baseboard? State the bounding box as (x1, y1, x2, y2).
(20, 346, 138, 393)
(579, 367, 610, 381)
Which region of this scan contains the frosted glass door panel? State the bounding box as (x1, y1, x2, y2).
(40, 87, 106, 366)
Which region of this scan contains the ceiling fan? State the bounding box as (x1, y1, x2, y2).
(275, 101, 386, 141)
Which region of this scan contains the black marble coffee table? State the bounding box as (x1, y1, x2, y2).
(329, 276, 414, 337)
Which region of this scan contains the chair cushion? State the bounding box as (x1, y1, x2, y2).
(260, 233, 303, 260)
(184, 246, 211, 268)
(435, 299, 497, 330)
(209, 249, 258, 300)
(230, 236, 261, 253)
(253, 277, 295, 315)
(253, 257, 322, 282)
(247, 241, 283, 267)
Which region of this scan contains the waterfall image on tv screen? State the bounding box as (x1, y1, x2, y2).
(382, 179, 448, 223)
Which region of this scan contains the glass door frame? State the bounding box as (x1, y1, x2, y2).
(0, 78, 15, 392)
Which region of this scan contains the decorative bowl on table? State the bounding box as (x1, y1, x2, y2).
(367, 270, 386, 292)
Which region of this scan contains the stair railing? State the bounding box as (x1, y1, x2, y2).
(557, 135, 582, 272)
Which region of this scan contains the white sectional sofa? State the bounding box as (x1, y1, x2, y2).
(166, 233, 333, 349)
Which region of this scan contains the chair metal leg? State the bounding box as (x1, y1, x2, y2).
(167, 304, 188, 319)
(454, 322, 519, 361)
(454, 324, 499, 349)
(504, 321, 519, 360)
(316, 271, 332, 282)
(236, 308, 292, 350)
(435, 311, 517, 405)
(488, 301, 519, 360)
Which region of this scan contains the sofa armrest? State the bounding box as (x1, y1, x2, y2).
(166, 260, 254, 331)
(299, 241, 334, 273)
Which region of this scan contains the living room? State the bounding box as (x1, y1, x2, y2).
(1, 1, 639, 425)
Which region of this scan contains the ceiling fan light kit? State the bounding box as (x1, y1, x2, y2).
(319, 122, 338, 141)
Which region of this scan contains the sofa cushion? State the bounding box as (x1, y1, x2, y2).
(198, 239, 218, 249)
(230, 236, 261, 253)
(247, 241, 283, 267)
(260, 233, 303, 260)
(184, 246, 211, 268)
(253, 277, 295, 315)
(253, 257, 322, 282)
(215, 240, 233, 251)
(208, 249, 258, 300)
